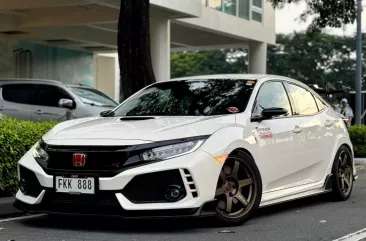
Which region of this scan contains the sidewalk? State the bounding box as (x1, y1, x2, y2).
(0, 197, 23, 219)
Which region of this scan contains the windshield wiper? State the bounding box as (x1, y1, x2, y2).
(84, 102, 96, 106)
(84, 102, 115, 108)
(99, 105, 117, 107)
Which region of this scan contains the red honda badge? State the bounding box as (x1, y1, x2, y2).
(72, 153, 86, 167)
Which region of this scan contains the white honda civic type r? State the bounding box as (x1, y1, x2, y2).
(15, 74, 357, 225)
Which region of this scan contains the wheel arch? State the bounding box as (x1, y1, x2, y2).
(342, 143, 353, 159)
(230, 148, 255, 161)
(228, 148, 262, 179)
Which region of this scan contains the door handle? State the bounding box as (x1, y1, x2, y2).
(293, 126, 303, 134)
(36, 110, 43, 114)
(325, 120, 335, 127)
(0, 106, 4, 111)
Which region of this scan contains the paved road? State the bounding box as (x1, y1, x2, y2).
(1, 168, 366, 241)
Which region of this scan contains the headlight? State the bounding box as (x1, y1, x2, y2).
(32, 141, 49, 167)
(141, 139, 205, 161)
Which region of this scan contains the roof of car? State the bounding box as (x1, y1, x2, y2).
(0, 79, 94, 89)
(170, 74, 266, 81)
(0, 78, 62, 85)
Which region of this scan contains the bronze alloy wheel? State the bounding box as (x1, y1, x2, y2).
(331, 146, 354, 201)
(337, 149, 353, 197)
(215, 152, 262, 225)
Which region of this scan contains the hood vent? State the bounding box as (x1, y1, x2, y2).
(120, 117, 156, 121)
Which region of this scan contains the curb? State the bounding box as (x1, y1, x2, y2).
(0, 197, 24, 219)
(355, 158, 366, 165)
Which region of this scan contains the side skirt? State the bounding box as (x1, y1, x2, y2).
(260, 175, 333, 208)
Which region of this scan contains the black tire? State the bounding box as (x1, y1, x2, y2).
(331, 146, 354, 201)
(215, 151, 262, 226)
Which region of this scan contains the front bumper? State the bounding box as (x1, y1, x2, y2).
(13, 198, 217, 218)
(15, 149, 222, 217)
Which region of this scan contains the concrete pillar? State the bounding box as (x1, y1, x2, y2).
(248, 41, 267, 74)
(94, 54, 119, 101)
(150, 18, 171, 81)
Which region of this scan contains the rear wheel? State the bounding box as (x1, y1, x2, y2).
(215, 151, 262, 226)
(331, 146, 353, 201)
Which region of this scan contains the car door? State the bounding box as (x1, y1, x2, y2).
(0, 84, 38, 121)
(285, 83, 332, 185)
(30, 84, 73, 122)
(252, 81, 306, 192)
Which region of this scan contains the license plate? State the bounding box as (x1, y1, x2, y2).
(55, 176, 95, 194)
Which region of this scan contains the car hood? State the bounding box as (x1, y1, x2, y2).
(43, 115, 236, 145)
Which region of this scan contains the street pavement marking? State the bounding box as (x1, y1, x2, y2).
(0, 214, 46, 223)
(333, 228, 366, 241)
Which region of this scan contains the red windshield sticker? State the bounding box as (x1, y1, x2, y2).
(258, 127, 273, 138)
(227, 107, 239, 113)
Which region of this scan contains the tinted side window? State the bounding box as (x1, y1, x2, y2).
(314, 96, 326, 111)
(254, 81, 292, 116)
(2, 84, 38, 105)
(37, 85, 71, 108)
(287, 84, 318, 115)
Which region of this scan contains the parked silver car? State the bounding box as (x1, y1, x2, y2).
(0, 78, 118, 122)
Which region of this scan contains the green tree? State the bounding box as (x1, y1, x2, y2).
(171, 49, 247, 79)
(268, 0, 357, 32)
(171, 32, 366, 89)
(268, 32, 355, 87)
(268, 32, 366, 89)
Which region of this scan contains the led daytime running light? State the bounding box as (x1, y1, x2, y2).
(141, 140, 205, 161)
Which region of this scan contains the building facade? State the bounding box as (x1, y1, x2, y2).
(0, 0, 275, 100)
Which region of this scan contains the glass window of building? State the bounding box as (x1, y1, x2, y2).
(208, 0, 223, 11)
(238, 0, 250, 19)
(223, 0, 236, 16)
(252, 11, 262, 22)
(252, 0, 262, 8)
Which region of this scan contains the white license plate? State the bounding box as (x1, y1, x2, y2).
(55, 176, 95, 194)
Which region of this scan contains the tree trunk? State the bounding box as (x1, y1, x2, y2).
(118, 0, 156, 101)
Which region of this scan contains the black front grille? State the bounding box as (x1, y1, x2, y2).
(43, 145, 134, 177)
(19, 165, 43, 198)
(122, 170, 186, 203)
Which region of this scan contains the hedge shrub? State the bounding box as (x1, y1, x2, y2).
(348, 125, 366, 158)
(0, 117, 56, 196)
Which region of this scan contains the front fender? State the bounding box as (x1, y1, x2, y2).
(200, 125, 258, 162)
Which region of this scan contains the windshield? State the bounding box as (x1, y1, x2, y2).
(70, 87, 118, 107)
(112, 79, 256, 116)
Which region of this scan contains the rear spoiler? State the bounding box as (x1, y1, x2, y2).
(307, 83, 351, 104)
(308, 83, 350, 95)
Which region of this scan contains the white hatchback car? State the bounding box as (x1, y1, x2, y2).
(14, 74, 357, 225)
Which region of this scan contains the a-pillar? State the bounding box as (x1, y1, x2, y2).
(248, 41, 267, 74)
(150, 17, 171, 81)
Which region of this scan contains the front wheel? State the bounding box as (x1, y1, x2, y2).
(331, 146, 354, 201)
(215, 151, 262, 226)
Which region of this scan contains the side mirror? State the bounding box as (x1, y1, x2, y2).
(100, 110, 114, 117)
(251, 107, 288, 122)
(58, 99, 74, 109)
